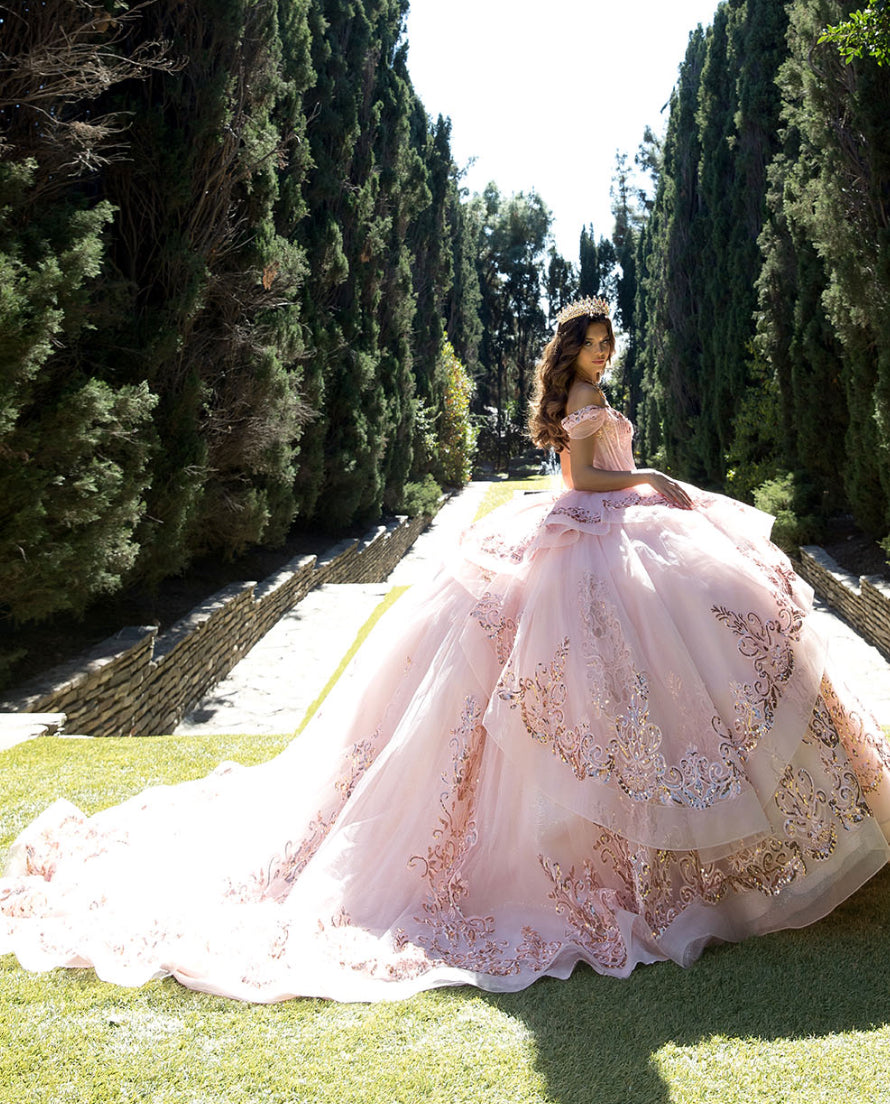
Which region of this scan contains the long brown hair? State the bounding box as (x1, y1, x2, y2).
(528, 312, 615, 450)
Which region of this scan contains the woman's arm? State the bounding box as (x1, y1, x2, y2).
(568, 432, 693, 508)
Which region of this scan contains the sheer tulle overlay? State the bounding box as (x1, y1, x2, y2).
(3, 405, 890, 1003)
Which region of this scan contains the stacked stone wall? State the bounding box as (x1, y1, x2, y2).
(797, 546, 890, 660)
(0, 513, 432, 737)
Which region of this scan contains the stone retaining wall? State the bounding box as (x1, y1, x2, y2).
(0, 513, 432, 737)
(798, 545, 890, 660)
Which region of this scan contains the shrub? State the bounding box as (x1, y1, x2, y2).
(398, 474, 442, 517)
(437, 342, 477, 485)
(753, 470, 824, 553)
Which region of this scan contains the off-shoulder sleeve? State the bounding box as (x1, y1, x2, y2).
(561, 404, 608, 440)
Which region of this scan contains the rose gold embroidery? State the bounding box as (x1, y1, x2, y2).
(579, 573, 636, 717)
(804, 693, 871, 826)
(470, 592, 518, 665)
(712, 604, 803, 742)
(721, 836, 807, 897)
(408, 697, 513, 973)
(403, 698, 563, 976)
(549, 490, 672, 527)
(335, 739, 375, 800)
(229, 737, 378, 903)
(594, 827, 807, 939)
(819, 675, 890, 795)
(477, 530, 535, 564)
(561, 404, 609, 434)
(498, 638, 744, 808)
(539, 855, 628, 968)
(0, 883, 51, 918)
(550, 504, 604, 525)
(774, 765, 837, 860)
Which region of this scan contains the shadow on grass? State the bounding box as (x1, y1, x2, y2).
(483, 867, 890, 1104)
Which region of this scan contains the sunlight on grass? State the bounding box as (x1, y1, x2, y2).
(473, 475, 557, 522)
(0, 965, 548, 1104)
(295, 584, 410, 734)
(653, 1028, 890, 1103)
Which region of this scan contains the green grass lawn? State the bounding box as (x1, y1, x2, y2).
(473, 474, 557, 522)
(3, 737, 890, 1104)
(3, 475, 890, 1103)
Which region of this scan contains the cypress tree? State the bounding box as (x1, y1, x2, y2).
(0, 2, 164, 651)
(611, 153, 642, 424)
(444, 181, 483, 374)
(638, 25, 708, 478)
(779, 0, 890, 536)
(578, 224, 617, 300)
(94, 0, 312, 576)
(692, 0, 789, 484)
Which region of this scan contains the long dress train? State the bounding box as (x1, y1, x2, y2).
(2, 403, 890, 1002)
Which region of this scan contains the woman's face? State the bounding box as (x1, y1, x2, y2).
(573, 321, 612, 383)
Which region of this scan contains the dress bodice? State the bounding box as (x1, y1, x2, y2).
(559, 403, 636, 488)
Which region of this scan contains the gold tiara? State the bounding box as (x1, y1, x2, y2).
(555, 296, 611, 327)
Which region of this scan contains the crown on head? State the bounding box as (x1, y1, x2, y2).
(555, 296, 611, 327)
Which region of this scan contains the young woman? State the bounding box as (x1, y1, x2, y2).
(3, 297, 889, 1002)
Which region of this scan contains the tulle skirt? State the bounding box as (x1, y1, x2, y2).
(3, 484, 889, 1002)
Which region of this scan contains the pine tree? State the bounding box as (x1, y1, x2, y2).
(637, 25, 708, 477)
(693, 0, 789, 483)
(0, 1, 166, 645)
(578, 225, 617, 301)
(784, 0, 890, 536)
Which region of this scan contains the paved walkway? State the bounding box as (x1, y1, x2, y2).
(173, 481, 890, 736)
(173, 482, 492, 736)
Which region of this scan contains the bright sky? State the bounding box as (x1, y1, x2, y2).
(404, 0, 722, 265)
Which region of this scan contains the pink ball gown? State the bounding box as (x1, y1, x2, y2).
(2, 402, 890, 1002)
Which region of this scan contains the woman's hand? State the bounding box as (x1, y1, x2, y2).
(638, 469, 694, 509)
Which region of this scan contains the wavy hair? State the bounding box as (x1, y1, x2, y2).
(528, 311, 615, 450)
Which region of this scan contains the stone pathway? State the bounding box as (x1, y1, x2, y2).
(0, 712, 66, 752)
(173, 480, 890, 736)
(173, 481, 492, 736)
(809, 597, 890, 725)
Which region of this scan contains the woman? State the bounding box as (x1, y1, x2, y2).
(3, 297, 889, 1002)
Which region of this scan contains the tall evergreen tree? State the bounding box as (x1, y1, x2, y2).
(473, 185, 551, 467)
(694, 0, 789, 483)
(0, 1, 168, 638)
(779, 0, 890, 536)
(578, 224, 617, 301)
(637, 25, 708, 477)
(611, 153, 642, 423)
(544, 249, 579, 327)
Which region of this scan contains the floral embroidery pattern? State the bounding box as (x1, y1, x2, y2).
(560, 404, 634, 443)
(405, 697, 563, 977)
(498, 637, 744, 808)
(539, 855, 628, 968)
(773, 765, 838, 860)
(477, 530, 536, 565)
(579, 573, 636, 717)
(560, 404, 610, 435)
(549, 490, 673, 527)
(229, 737, 379, 903)
(335, 739, 375, 800)
(470, 592, 518, 665)
(408, 697, 512, 973)
(804, 692, 872, 825)
(712, 604, 802, 747)
(818, 675, 890, 795)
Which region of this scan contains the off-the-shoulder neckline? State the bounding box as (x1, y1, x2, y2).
(564, 401, 611, 419)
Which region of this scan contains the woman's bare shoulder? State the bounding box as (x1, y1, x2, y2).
(565, 381, 606, 416)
